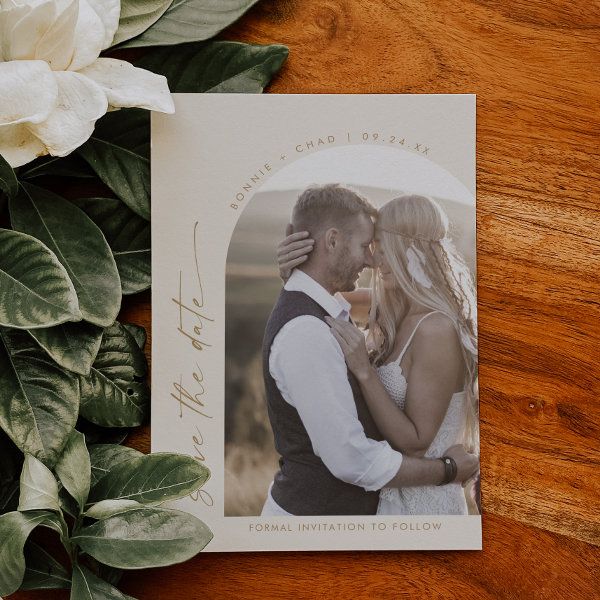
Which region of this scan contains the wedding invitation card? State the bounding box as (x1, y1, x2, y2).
(151, 94, 481, 551)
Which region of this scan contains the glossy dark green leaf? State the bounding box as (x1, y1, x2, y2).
(20, 541, 71, 591)
(0, 328, 80, 467)
(78, 420, 130, 447)
(137, 41, 289, 93)
(92, 109, 149, 158)
(77, 139, 149, 221)
(89, 444, 142, 487)
(18, 454, 60, 512)
(71, 565, 136, 600)
(10, 184, 121, 328)
(19, 154, 95, 180)
(71, 198, 150, 295)
(0, 229, 81, 329)
(120, 0, 260, 47)
(29, 321, 103, 376)
(79, 323, 149, 427)
(88, 453, 209, 505)
(0, 510, 58, 595)
(122, 324, 146, 349)
(59, 486, 79, 518)
(72, 507, 213, 569)
(0, 481, 19, 514)
(0, 152, 18, 198)
(112, 0, 172, 46)
(55, 429, 91, 512)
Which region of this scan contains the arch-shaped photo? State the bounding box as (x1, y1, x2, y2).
(225, 144, 480, 517)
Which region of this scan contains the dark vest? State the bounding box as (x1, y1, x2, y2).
(262, 289, 383, 516)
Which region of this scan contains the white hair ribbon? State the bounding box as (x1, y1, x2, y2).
(406, 244, 432, 288)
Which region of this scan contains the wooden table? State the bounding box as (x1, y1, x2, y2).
(14, 0, 599, 597)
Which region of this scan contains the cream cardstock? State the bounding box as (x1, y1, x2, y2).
(151, 94, 481, 552)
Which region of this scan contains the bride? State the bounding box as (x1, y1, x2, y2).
(278, 194, 479, 515)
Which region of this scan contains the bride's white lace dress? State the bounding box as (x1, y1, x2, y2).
(376, 313, 468, 515)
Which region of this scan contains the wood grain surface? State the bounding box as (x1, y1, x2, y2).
(12, 0, 600, 598)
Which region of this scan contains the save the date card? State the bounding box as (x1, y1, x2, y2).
(151, 94, 481, 551)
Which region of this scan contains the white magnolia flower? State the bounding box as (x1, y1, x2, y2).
(0, 0, 174, 167)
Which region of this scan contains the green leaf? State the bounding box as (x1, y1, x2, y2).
(55, 429, 91, 512)
(75, 108, 150, 223)
(71, 198, 150, 295)
(79, 323, 150, 427)
(0, 328, 80, 467)
(18, 454, 60, 512)
(78, 420, 130, 447)
(112, 0, 172, 46)
(10, 184, 122, 328)
(37, 510, 72, 551)
(89, 444, 142, 487)
(120, 0, 260, 48)
(86, 499, 142, 519)
(21, 541, 71, 591)
(19, 154, 95, 180)
(0, 481, 19, 514)
(137, 41, 289, 93)
(0, 510, 58, 596)
(87, 559, 124, 588)
(0, 152, 18, 198)
(72, 507, 213, 569)
(122, 324, 146, 349)
(97, 566, 123, 588)
(71, 565, 136, 600)
(0, 429, 23, 514)
(77, 139, 149, 221)
(93, 109, 149, 158)
(88, 453, 209, 505)
(28, 321, 104, 376)
(0, 228, 81, 329)
(59, 486, 79, 518)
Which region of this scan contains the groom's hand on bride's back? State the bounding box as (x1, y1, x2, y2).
(443, 444, 479, 485)
(277, 223, 315, 282)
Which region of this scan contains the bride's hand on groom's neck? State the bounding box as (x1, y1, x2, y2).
(276, 225, 314, 282)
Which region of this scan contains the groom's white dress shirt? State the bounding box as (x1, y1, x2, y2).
(262, 269, 403, 516)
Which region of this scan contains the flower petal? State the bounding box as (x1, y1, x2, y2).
(1, 0, 78, 69)
(68, 0, 104, 71)
(0, 0, 54, 61)
(0, 60, 58, 126)
(27, 70, 108, 157)
(0, 123, 47, 167)
(35, 0, 78, 70)
(78, 58, 174, 113)
(86, 0, 120, 49)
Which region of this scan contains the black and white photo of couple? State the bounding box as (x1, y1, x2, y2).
(259, 183, 480, 517)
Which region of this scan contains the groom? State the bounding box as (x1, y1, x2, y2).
(261, 184, 478, 516)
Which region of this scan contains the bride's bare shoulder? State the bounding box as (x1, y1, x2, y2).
(410, 313, 465, 383)
(414, 313, 461, 350)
